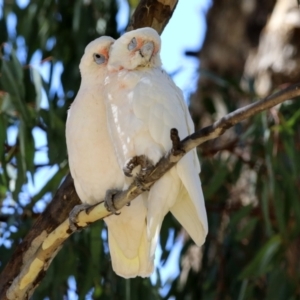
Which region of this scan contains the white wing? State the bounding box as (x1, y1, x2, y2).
(104, 67, 207, 249)
(132, 68, 208, 245)
(66, 87, 125, 204)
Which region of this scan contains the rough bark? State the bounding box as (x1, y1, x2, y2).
(127, 0, 178, 33)
(199, 0, 276, 77)
(190, 0, 276, 128)
(188, 0, 300, 206)
(191, 0, 300, 125)
(244, 0, 300, 96)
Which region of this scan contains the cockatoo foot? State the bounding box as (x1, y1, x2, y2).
(134, 176, 150, 191)
(170, 128, 185, 156)
(123, 156, 140, 177)
(135, 156, 154, 191)
(69, 203, 95, 232)
(123, 155, 154, 177)
(104, 189, 121, 215)
(139, 155, 155, 178)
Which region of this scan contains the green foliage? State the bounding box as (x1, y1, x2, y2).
(166, 81, 300, 299)
(1, 1, 300, 299)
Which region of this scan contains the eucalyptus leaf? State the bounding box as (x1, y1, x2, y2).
(239, 235, 282, 279)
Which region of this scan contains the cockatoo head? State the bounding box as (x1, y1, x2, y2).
(79, 36, 115, 77)
(107, 27, 162, 71)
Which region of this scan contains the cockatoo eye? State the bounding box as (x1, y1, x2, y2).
(128, 37, 137, 51)
(93, 53, 106, 65)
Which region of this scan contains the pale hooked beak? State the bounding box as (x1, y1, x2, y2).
(107, 62, 123, 72)
(139, 41, 154, 61)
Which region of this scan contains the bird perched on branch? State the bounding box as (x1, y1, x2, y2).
(104, 27, 208, 258)
(66, 36, 153, 278)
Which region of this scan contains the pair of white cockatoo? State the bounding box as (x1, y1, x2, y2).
(66, 27, 208, 278)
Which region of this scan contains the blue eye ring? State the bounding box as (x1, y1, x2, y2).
(128, 37, 137, 51)
(93, 53, 106, 65)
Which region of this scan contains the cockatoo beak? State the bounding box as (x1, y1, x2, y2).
(107, 61, 123, 72)
(140, 41, 154, 61)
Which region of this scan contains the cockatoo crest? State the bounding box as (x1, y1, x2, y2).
(79, 36, 115, 77)
(108, 27, 162, 71)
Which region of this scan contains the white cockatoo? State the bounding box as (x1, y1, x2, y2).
(66, 36, 154, 278)
(104, 28, 208, 253)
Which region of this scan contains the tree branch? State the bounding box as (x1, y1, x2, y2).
(0, 175, 81, 300)
(4, 82, 300, 299)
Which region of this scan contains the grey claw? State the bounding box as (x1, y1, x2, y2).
(135, 175, 150, 192)
(123, 166, 133, 177)
(123, 157, 138, 177)
(124, 155, 154, 191)
(69, 204, 91, 232)
(104, 189, 120, 215)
